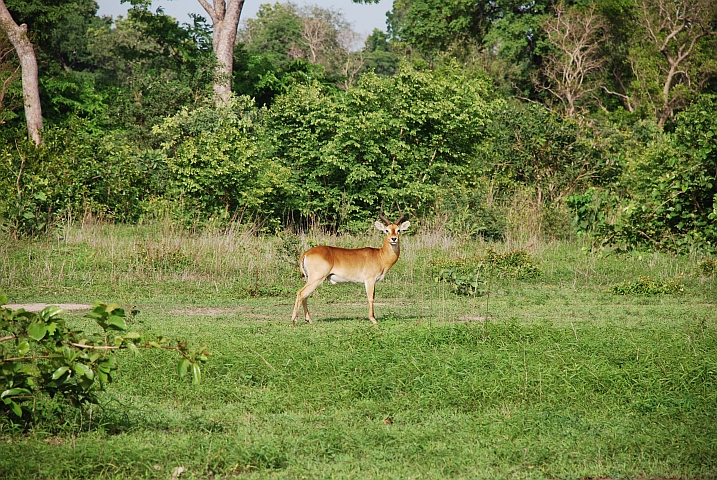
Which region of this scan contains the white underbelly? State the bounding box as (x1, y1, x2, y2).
(328, 274, 360, 284)
(327, 273, 385, 284)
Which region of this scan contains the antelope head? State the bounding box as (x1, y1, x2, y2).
(376, 207, 410, 248)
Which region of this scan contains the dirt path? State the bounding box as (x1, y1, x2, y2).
(2, 303, 93, 312)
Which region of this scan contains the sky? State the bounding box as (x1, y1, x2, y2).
(95, 0, 393, 37)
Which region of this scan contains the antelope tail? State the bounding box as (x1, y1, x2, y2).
(299, 254, 308, 279)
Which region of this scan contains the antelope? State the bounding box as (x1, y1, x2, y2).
(292, 210, 410, 325)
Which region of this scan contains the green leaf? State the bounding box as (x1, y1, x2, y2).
(40, 305, 64, 321)
(81, 364, 95, 380)
(0, 293, 7, 305)
(17, 340, 30, 355)
(2, 388, 31, 399)
(52, 366, 70, 380)
(27, 322, 47, 341)
(192, 363, 201, 384)
(79, 376, 94, 390)
(74, 363, 94, 381)
(106, 303, 122, 314)
(10, 400, 22, 417)
(46, 322, 58, 335)
(107, 315, 127, 330)
(178, 358, 190, 378)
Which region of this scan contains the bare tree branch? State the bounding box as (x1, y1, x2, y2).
(537, 2, 607, 117)
(635, 0, 717, 126)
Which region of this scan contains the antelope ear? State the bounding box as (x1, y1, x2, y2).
(374, 221, 388, 233)
(398, 221, 411, 232)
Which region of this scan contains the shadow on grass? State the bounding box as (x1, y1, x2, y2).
(308, 313, 416, 324)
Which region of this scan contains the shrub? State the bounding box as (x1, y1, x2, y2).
(432, 248, 540, 295)
(698, 258, 717, 277)
(435, 183, 506, 241)
(265, 63, 494, 230)
(0, 119, 165, 236)
(475, 101, 616, 205)
(0, 295, 208, 425)
(610, 276, 684, 295)
(153, 96, 288, 228)
(606, 96, 717, 252)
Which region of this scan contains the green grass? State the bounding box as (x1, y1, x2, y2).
(1, 222, 716, 479)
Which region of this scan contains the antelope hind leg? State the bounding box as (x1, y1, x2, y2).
(292, 279, 322, 325)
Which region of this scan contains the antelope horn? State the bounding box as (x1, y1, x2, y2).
(394, 205, 405, 225)
(379, 205, 391, 224)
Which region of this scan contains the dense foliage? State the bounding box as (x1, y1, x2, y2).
(1, 0, 716, 250)
(265, 65, 493, 229)
(0, 294, 208, 424)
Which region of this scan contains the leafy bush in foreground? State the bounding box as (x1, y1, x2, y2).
(0, 295, 208, 425)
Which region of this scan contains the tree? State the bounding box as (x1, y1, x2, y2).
(0, 29, 20, 123)
(238, 3, 357, 86)
(298, 13, 332, 63)
(87, 4, 214, 141)
(336, 27, 365, 88)
(239, 2, 303, 67)
(633, 0, 717, 126)
(197, 0, 245, 105)
(362, 29, 400, 77)
(0, 0, 42, 145)
(386, 0, 553, 56)
(537, 3, 607, 116)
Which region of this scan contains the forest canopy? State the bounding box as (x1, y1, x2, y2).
(1, 0, 716, 251)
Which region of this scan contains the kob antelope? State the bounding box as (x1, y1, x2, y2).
(292, 210, 410, 325)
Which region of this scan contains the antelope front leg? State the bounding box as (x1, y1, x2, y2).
(365, 279, 378, 324)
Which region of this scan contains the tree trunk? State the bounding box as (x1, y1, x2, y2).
(658, 62, 677, 127)
(0, 0, 43, 145)
(197, 0, 245, 106)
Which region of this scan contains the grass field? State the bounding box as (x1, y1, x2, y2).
(1, 220, 716, 479)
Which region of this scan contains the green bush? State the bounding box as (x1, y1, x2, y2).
(606, 96, 717, 252)
(432, 248, 540, 295)
(0, 296, 208, 425)
(475, 101, 617, 205)
(435, 183, 506, 240)
(0, 119, 163, 236)
(610, 276, 684, 295)
(265, 63, 494, 230)
(698, 258, 717, 277)
(153, 96, 289, 227)
(484, 248, 541, 279)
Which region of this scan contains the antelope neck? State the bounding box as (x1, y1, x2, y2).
(382, 237, 400, 259)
